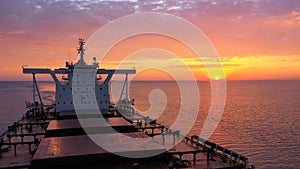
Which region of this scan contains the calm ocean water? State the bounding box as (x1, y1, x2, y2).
(0, 81, 299, 169)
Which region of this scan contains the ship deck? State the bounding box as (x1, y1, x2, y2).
(31, 132, 166, 168)
(0, 118, 46, 168)
(0, 113, 248, 169)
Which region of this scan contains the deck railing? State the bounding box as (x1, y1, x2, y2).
(185, 135, 255, 169)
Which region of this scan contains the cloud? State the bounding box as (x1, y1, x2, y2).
(1, 0, 299, 38)
(0, 30, 25, 40)
(0, 30, 25, 35)
(0, 0, 299, 80)
(169, 63, 240, 70)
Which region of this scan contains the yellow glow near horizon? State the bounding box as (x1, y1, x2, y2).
(222, 55, 300, 80)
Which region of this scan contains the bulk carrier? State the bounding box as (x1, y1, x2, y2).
(0, 39, 254, 169)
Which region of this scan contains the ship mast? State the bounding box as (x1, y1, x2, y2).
(76, 38, 86, 66)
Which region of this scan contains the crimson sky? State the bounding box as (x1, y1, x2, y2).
(0, 0, 299, 80)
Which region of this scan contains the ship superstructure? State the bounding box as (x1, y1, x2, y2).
(23, 38, 135, 112)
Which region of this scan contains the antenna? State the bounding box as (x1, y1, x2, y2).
(68, 49, 70, 62)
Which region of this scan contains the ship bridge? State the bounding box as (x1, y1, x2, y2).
(23, 38, 135, 112)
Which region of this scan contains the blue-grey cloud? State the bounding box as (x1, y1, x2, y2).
(0, 0, 299, 55)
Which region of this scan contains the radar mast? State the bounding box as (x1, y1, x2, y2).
(76, 38, 86, 66)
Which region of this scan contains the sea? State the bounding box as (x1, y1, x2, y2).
(0, 81, 299, 169)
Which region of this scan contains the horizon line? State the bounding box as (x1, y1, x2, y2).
(1, 79, 300, 82)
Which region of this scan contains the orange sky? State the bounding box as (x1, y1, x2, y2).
(0, 0, 299, 81)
